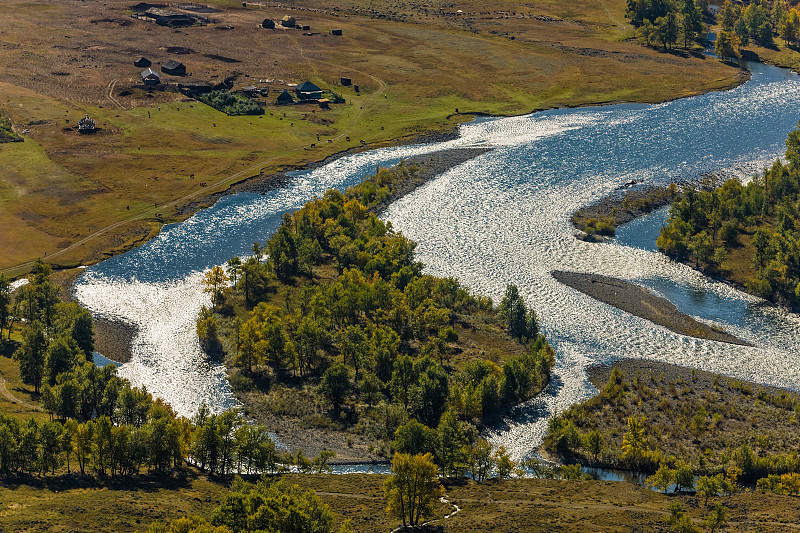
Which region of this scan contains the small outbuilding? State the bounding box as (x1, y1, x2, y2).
(134, 57, 151, 68)
(262, 18, 275, 29)
(141, 67, 161, 85)
(340, 77, 351, 86)
(144, 7, 195, 27)
(78, 115, 96, 133)
(276, 89, 294, 105)
(331, 29, 343, 35)
(295, 81, 322, 100)
(280, 15, 296, 27)
(161, 60, 186, 76)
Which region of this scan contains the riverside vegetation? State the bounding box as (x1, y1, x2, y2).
(198, 162, 554, 462)
(657, 124, 800, 308)
(544, 360, 800, 501)
(4, 185, 800, 532)
(572, 183, 680, 239)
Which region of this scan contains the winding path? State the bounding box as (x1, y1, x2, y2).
(322, 489, 800, 531)
(0, 376, 41, 411)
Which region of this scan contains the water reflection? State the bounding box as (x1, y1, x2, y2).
(75, 60, 800, 463)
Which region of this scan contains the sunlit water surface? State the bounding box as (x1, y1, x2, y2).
(77, 61, 800, 460)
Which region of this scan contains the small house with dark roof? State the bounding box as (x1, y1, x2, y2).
(161, 60, 186, 76)
(276, 89, 294, 105)
(78, 115, 96, 133)
(262, 18, 275, 29)
(141, 68, 161, 85)
(144, 7, 194, 27)
(280, 15, 296, 27)
(295, 81, 322, 100)
(134, 57, 151, 68)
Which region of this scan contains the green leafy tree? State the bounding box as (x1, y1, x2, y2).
(637, 20, 657, 46)
(464, 438, 494, 482)
(688, 231, 714, 267)
(39, 421, 62, 475)
(411, 358, 449, 426)
(674, 461, 694, 492)
(390, 355, 415, 410)
(646, 463, 675, 493)
(394, 419, 437, 456)
(74, 422, 92, 475)
(56, 302, 94, 358)
(752, 228, 770, 267)
(493, 445, 516, 479)
(14, 321, 48, 393)
(696, 475, 721, 506)
(436, 409, 466, 477)
(583, 429, 604, 462)
(318, 363, 350, 410)
(714, 30, 741, 62)
(358, 372, 383, 407)
(719, 0, 739, 29)
(339, 325, 368, 381)
(655, 12, 679, 49)
(44, 335, 82, 386)
(211, 477, 340, 532)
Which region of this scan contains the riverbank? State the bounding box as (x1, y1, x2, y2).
(551, 270, 751, 346)
(174, 130, 473, 217)
(544, 357, 800, 477)
(571, 183, 678, 240)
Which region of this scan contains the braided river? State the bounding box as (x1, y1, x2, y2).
(76, 60, 800, 461)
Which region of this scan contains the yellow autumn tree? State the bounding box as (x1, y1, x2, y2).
(621, 414, 647, 468)
(202, 265, 229, 310)
(384, 452, 444, 527)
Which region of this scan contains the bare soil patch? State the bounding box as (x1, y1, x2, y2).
(552, 270, 751, 346)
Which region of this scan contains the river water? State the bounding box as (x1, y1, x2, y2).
(76, 60, 800, 461)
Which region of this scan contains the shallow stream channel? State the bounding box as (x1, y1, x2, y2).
(76, 60, 800, 466)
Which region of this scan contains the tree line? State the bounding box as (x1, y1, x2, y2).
(626, 0, 706, 49)
(657, 125, 800, 308)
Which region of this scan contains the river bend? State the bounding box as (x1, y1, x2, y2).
(76, 60, 800, 460)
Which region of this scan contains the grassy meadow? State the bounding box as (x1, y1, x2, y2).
(0, 0, 744, 274)
(4, 472, 800, 532)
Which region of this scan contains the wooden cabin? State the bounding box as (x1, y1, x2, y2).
(161, 60, 186, 76)
(141, 68, 161, 85)
(295, 81, 322, 101)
